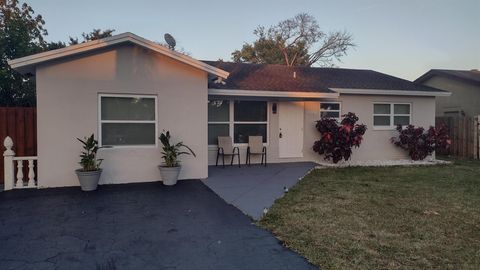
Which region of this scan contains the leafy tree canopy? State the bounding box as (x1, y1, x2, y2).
(0, 0, 46, 106)
(0, 0, 115, 106)
(67, 28, 115, 46)
(232, 13, 355, 67)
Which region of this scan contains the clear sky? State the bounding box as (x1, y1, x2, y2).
(28, 0, 479, 80)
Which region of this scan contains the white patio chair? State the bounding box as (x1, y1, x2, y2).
(246, 136, 267, 166)
(216, 136, 241, 168)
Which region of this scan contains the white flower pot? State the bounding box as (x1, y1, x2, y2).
(158, 166, 181, 186)
(75, 169, 102, 191)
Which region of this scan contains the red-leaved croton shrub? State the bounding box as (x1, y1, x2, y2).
(390, 124, 451, 160)
(313, 112, 367, 163)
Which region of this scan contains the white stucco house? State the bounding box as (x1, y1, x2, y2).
(7, 32, 450, 188)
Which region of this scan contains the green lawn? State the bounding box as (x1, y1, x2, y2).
(260, 159, 480, 269)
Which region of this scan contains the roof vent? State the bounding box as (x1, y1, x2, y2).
(293, 71, 297, 79)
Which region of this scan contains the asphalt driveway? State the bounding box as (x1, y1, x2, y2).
(0, 181, 316, 270)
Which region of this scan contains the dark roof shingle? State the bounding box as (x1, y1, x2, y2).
(204, 61, 445, 93)
(415, 69, 480, 86)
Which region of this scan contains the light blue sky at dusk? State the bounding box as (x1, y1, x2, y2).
(29, 0, 479, 80)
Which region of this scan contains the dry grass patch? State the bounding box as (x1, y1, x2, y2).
(260, 159, 480, 269)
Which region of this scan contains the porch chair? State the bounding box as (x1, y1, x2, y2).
(216, 136, 241, 168)
(246, 136, 267, 166)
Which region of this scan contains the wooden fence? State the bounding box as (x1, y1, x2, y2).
(436, 116, 480, 159)
(0, 107, 37, 184)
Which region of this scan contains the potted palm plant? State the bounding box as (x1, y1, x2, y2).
(158, 130, 196, 186)
(75, 134, 103, 191)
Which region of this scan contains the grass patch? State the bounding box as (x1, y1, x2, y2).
(259, 159, 480, 269)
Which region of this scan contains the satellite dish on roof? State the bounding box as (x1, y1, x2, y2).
(164, 33, 176, 50)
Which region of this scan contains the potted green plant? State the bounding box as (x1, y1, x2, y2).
(75, 134, 103, 191)
(158, 130, 196, 186)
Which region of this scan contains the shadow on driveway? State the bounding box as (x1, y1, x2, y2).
(0, 181, 317, 270)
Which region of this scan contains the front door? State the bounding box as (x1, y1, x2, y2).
(278, 102, 304, 158)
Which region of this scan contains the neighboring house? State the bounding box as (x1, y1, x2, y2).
(415, 69, 480, 117)
(7, 32, 449, 188)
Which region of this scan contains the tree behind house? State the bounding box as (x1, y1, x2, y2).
(67, 29, 115, 45)
(0, 0, 46, 107)
(232, 13, 355, 67)
(0, 0, 115, 106)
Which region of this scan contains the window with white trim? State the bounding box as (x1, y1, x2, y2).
(208, 100, 268, 145)
(320, 102, 341, 120)
(208, 100, 230, 145)
(233, 101, 268, 143)
(99, 94, 157, 147)
(373, 103, 411, 128)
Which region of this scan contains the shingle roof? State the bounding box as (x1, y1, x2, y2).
(203, 61, 446, 94)
(415, 69, 480, 86)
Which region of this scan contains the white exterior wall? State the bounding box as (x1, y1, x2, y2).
(207, 94, 436, 165)
(36, 44, 208, 188)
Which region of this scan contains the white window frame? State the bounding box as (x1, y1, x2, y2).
(208, 100, 269, 147)
(373, 102, 411, 130)
(319, 102, 342, 121)
(207, 100, 231, 146)
(98, 93, 158, 148)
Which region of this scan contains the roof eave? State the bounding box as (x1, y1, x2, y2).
(331, 88, 451, 97)
(8, 32, 229, 79)
(208, 88, 339, 99)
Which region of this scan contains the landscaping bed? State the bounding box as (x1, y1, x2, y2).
(260, 159, 480, 269)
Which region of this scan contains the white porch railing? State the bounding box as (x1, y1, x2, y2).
(3, 136, 38, 191)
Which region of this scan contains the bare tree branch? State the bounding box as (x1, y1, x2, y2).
(308, 31, 355, 66)
(231, 13, 355, 67)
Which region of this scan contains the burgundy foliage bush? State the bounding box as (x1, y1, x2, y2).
(391, 124, 451, 160)
(313, 112, 367, 163)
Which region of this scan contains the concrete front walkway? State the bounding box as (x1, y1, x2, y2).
(0, 181, 317, 270)
(203, 162, 316, 220)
